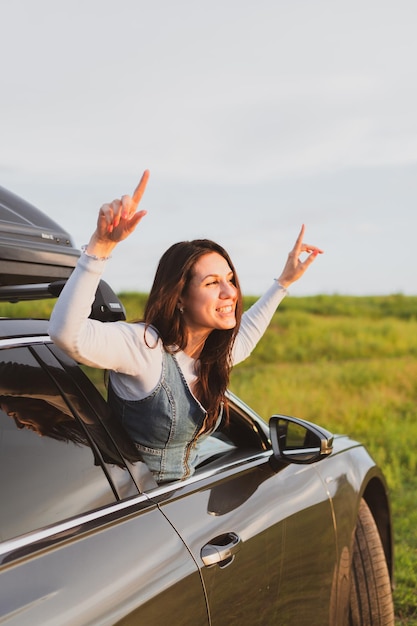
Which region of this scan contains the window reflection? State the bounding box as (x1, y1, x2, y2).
(1, 395, 88, 442)
(0, 348, 120, 542)
(0, 355, 141, 468)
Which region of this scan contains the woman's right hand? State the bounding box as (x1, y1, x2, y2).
(86, 169, 150, 258)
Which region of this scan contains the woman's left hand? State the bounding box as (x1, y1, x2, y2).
(277, 225, 323, 289)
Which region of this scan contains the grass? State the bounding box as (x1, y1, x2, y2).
(2, 293, 417, 623)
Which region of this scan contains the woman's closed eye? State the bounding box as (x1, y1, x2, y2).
(205, 276, 234, 287)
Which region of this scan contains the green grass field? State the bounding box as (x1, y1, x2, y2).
(2, 292, 417, 623)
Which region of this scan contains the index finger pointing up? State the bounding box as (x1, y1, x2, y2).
(132, 170, 150, 207)
(293, 224, 305, 254)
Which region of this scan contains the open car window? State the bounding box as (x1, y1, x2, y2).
(58, 356, 271, 487)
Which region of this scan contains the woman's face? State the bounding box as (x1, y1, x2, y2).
(0, 398, 44, 435)
(180, 252, 238, 334)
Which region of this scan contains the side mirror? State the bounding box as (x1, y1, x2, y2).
(269, 414, 333, 469)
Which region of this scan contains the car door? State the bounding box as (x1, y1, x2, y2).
(0, 343, 208, 626)
(270, 461, 339, 625)
(151, 411, 338, 626)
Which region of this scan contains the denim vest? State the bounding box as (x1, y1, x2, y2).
(108, 351, 221, 483)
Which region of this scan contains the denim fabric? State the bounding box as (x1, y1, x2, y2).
(108, 351, 218, 483)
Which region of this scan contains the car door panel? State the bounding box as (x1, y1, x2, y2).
(271, 462, 338, 625)
(0, 498, 208, 626)
(154, 453, 336, 625)
(156, 460, 284, 625)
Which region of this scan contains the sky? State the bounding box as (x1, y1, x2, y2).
(1, 0, 417, 296)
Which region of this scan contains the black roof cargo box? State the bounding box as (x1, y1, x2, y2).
(0, 185, 80, 286)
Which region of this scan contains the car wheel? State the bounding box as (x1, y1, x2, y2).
(349, 498, 394, 626)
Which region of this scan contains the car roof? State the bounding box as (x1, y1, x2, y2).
(0, 318, 50, 340)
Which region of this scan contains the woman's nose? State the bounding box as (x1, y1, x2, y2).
(220, 281, 237, 298)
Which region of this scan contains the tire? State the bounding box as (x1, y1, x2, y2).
(349, 498, 394, 626)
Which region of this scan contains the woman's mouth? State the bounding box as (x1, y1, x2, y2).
(216, 305, 235, 314)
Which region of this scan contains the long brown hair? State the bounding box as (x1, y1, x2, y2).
(143, 239, 243, 428)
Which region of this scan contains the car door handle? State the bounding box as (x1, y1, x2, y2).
(201, 532, 241, 567)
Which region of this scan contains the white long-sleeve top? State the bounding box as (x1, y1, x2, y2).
(49, 253, 287, 402)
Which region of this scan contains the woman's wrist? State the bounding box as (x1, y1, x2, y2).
(83, 234, 117, 260)
(274, 278, 289, 290)
(81, 245, 112, 261)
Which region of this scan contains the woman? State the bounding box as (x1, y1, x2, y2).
(49, 170, 323, 483)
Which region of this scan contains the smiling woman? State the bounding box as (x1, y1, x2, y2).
(49, 170, 323, 483)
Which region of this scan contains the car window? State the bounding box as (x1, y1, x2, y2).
(47, 354, 270, 490)
(73, 360, 272, 479)
(78, 362, 270, 471)
(0, 347, 118, 542)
